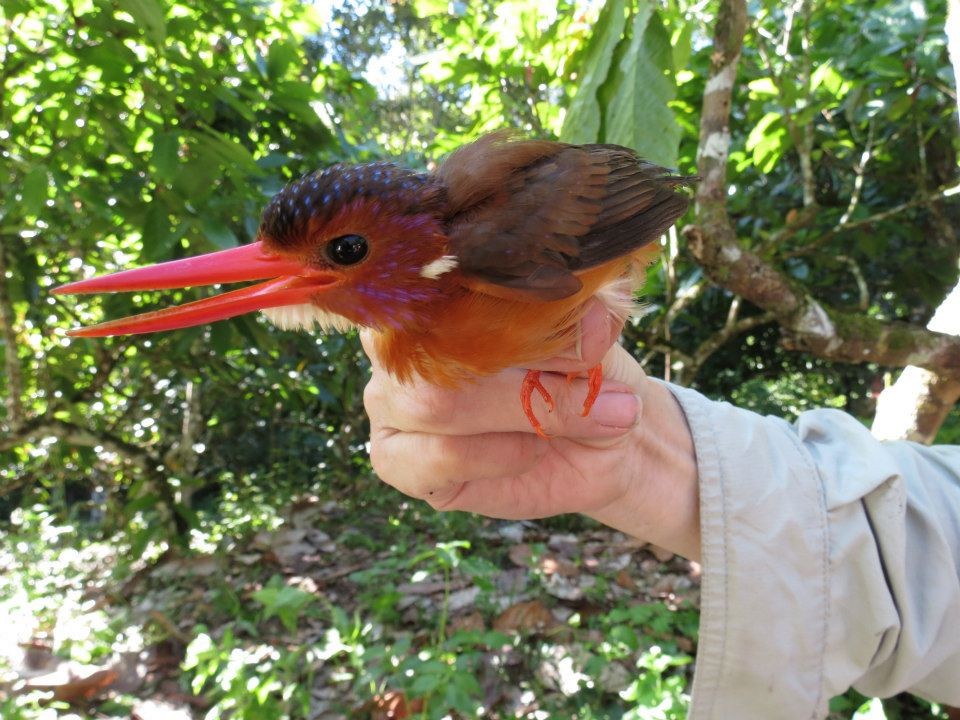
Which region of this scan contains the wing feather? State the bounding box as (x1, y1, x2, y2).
(440, 136, 694, 301)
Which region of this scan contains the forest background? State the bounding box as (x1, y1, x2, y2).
(1, 0, 959, 717)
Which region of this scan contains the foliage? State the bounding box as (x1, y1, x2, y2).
(184, 626, 315, 720)
(561, 0, 682, 167)
(625, 0, 959, 409)
(1, 0, 958, 717)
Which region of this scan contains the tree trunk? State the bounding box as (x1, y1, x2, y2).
(872, 282, 960, 443)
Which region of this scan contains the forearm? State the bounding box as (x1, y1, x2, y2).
(665, 383, 960, 718)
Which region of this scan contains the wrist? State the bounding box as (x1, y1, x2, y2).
(586, 380, 701, 560)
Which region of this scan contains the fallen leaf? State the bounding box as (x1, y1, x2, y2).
(497, 522, 526, 543)
(26, 666, 119, 704)
(367, 690, 424, 719)
(493, 600, 556, 633)
(449, 612, 485, 633)
(547, 533, 579, 555)
(615, 569, 635, 589)
(543, 573, 593, 601)
(540, 555, 578, 578)
(508, 543, 532, 567)
(447, 586, 480, 613)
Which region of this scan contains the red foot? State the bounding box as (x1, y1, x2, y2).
(520, 370, 554, 439)
(582, 364, 603, 417)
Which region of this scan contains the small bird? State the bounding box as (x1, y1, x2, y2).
(56, 133, 693, 436)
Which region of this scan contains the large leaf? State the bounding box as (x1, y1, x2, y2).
(201, 217, 239, 249)
(561, 1, 681, 167)
(559, 0, 628, 144)
(602, 7, 681, 168)
(151, 131, 180, 182)
(117, 0, 166, 46)
(20, 166, 49, 217)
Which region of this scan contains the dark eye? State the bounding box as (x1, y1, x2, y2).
(326, 234, 368, 266)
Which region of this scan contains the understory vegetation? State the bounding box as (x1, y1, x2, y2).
(1, 0, 958, 717)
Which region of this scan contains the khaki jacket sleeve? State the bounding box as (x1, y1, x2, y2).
(663, 382, 960, 720)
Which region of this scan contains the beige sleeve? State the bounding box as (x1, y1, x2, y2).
(663, 382, 960, 720)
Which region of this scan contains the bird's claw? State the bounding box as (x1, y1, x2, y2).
(521, 370, 554, 439)
(521, 364, 604, 438)
(582, 364, 603, 417)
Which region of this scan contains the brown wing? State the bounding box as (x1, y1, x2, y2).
(439, 135, 693, 301)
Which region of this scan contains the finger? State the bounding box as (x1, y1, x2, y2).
(598, 343, 647, 388)
(369, 427, 547, 503)
(365, 363, 640, 438)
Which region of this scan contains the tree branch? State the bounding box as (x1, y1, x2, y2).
(782, 181, 960, 259)
(687, 0, 960, 382)
(691, 309, 777, 373)
(1, 414, 190, 535)
(685, 223, 960, 376)
(0, 416, 160, 470)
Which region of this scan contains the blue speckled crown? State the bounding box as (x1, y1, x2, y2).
(259, 162, 439, 247)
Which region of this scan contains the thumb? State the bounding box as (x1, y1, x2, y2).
(599, 343, 647, 392)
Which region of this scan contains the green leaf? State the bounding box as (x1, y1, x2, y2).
(885, 91, 912, 121)
(128, 525, 156, 559)
(1, 0, 30, 18)
(117, 0, 166, 45)
(84, 39, 137, 85)
(213, 86, 257, 123)
(124, 493, 161, 516)
(748, 78, 778, 97)
(20, 167, 48, 216)
(175, 152, 219, 199)
(602, 7, 681, 167)
(201, 217, 239, 249)
(560, 0, 628, 144)
(810, 62, 849, 98)
(151, 131, 180, 182)
(195, 129, 260, 176)
(867, 55, 907, 79)
(746, 112, 789, 172)
(142, 202, 178, 261)
(671, 22, 692, 72)
(267, 40, 300, 80)
(411, 0, 448, 15)
(253, 578, 315, 633)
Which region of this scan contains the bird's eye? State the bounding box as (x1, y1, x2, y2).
(326, 234, 368, 266)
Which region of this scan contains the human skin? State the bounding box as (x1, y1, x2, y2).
(361, 301, 702, 561)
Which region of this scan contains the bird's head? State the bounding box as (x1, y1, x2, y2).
(55, 163, 458, 337)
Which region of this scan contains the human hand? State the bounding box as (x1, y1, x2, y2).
(361, 300, 701, 559)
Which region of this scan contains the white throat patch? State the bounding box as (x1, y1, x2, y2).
(261, 304, 356, 333)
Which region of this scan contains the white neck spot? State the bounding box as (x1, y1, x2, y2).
(419, 255, 459, 279)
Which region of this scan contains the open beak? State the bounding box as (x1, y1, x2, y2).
(54, 241, 338, 337)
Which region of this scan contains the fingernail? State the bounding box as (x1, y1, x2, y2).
(590, 392, 640, 429)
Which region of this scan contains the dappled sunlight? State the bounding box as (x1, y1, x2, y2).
(3, 0, 959, 717)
